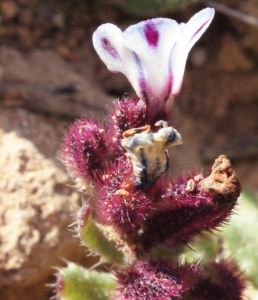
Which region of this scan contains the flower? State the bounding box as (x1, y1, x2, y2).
(93, 8, 215, 112)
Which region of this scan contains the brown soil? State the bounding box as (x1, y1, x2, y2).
(0, 0, 257, 299)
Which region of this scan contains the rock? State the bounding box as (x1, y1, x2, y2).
(218, 34, 253, 72)
(18, 8, 33, 27)
(0, 46, 113, 118)
(0, 1, 18, 21)
(190, 47, 208, 67)
(0, 107, 90, 300)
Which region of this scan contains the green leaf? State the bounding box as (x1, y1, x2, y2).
(80, 213, 131, 265)
(181, 232, 219, 264)
(58, 262, 117, 300)
(221, 190, 258, 288)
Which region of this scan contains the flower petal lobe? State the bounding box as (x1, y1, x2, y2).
(171, 8, 215, 95)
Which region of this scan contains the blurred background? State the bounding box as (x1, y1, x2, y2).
(0, 0, 257, 299)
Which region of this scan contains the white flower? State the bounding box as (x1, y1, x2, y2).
(93, 8, 214, 107)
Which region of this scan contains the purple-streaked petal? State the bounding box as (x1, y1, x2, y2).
(93, 23, 147, 98)
(123, 18, 181, 103)
(92, 23, 129, 73)
(93, 23, 144, 97)
(171, 8, 215, 95)
(182, 7, 215, 52)
(93, 8, 214, 105)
